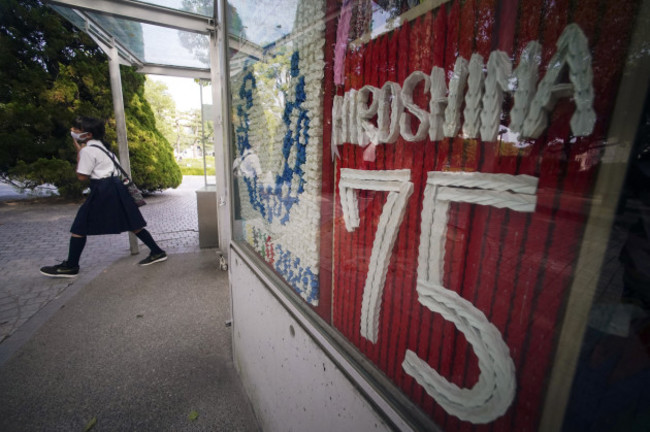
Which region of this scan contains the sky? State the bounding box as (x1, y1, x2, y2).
(146, 74, 210, 112)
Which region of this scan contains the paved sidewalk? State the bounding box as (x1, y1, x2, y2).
(0, 176, 204, 349)
(0, 176, 259, 431)
(0, 247, 258, 431)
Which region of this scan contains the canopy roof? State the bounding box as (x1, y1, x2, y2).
(47, 0, 264, 78)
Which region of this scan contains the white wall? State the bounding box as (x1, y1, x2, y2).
(229, 248, 396, 432)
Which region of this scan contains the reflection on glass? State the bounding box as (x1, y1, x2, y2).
(564, 93, 650, 431)
(133, 0, 214, 17)
(231, 0, 325, 306)
(228, 0, 649, 430)
(229, 0, 297, 46)
(88, 12, 145, 59)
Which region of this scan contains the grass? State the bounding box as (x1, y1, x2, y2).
(177, 157, 216, 176)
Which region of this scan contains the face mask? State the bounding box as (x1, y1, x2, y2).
(70, 131, 89, 141)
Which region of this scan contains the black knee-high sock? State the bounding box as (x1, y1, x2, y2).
(135, 229, 163, 254)
(67, 236, 86, 267)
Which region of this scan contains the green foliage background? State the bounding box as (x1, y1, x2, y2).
(0, 0, 181, 197)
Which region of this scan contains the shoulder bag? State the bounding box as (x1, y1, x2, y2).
(89, 144, 146, 207)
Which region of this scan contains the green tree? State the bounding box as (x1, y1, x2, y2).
(144, 78, 179, 152)
(0, 0, 181, 197)
(145, 78, 215, 160)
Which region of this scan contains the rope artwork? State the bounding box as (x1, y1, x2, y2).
(232, 0, 326, 305)
(339, 168, 413, 343)
(403, 172, 538, 423)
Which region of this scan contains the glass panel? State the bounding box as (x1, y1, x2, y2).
(50, 5, 87, 30)
(132, 0, 214, 17)
(88, 13, 210, 68)
(563, 92, 650, 430)
(228, 0, 649, 429)
(227, 0, 298, 46)
(52, 5, 210, 68)
(87, 12, 146, 59)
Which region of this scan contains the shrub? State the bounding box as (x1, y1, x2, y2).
(9, 158, 84, 198)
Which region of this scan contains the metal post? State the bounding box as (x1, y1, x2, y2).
(209, 0, 233, 258)
(108, 44, 139, 255)
(200, 80, 208, 187)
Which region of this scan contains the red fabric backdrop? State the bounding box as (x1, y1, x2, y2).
(328, 0, 639, 429)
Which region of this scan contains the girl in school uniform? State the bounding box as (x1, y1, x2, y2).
(40, 116, 167, 277)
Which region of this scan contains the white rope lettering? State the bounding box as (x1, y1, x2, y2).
(401, 71, 431, 141)
(378, 81, 403, 143)
(332, 94, 344, 148)
(358, 85, 382, 145)
(510, 41, 541, 135)
(463, 54, 485, 139)
(402, 171, 538, 423)
(339, 169, 413, 343)
(522, 23, 595, 138)
(342, 89, 360, 145)
(443, 57, 470, 137)
(429, 66, 447, 141)
(480, 51, 513, 141)
(330, 23, 595, 152)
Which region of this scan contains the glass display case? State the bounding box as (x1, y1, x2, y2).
(228, 0, 650, 430)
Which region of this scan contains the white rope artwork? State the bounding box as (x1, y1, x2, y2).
(462, 53, 486, 139)
(343, 89, 360, 145)
(509, 41, 541, 135)
(402, 171, 539, 423)
(330, 23, 596, 151)
(378, 81, 403, 144)
(401, 71, 431, 142)
(443, 57, 469, 137)
(522, 23, 595, 138)
(331, 94, 344, 158)
(428, 66, 447, 141)
(232, 0, 326, 305)
(339, 168, 413, 343)
(480, 51, 513, 142)
(358, 85, 382, 145)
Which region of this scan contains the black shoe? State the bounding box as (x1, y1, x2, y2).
(138, 251, 167, 266)
(40, 261, 79, 278)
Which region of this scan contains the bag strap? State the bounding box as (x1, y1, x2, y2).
(89, 144, 131, 181)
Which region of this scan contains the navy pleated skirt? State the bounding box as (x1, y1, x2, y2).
(70, 176, 146, 236)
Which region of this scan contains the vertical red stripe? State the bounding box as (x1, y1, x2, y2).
(497, 0, 518, 54)
(316, 0, 339, 324)
(428, 0, 461, 424)
(514, 1, 639, 430)
(438, 0, 479, 427)
(377, 32, 394, 373)
(394, 21, 414, 391)
(413, 9, 438, 416)
(515, 0, 544, 61)
(387, 24, 407, 385)
(365, 37, 382, 364)
(335, 45, 353, 334)
(509, 0, 571, 429)
(453, 1, 500, 430)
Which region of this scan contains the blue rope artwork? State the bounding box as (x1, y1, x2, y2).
(235, 52, 319, 304)
(236, 51, 310, 226)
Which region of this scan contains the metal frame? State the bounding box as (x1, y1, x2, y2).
(48, 0, 262, 60)
(49, 0, 215, 33)
(210, 0, 233, 256)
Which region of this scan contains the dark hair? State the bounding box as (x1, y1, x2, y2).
(72, 116, 106, 143)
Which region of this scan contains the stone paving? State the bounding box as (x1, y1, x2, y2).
(0, 176, 210, 345)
